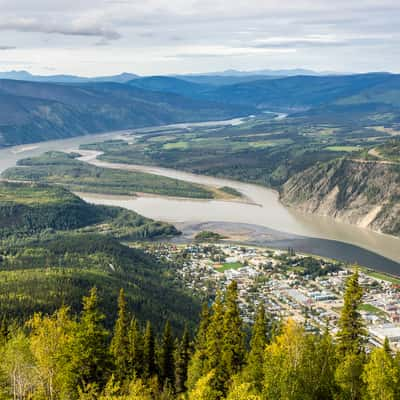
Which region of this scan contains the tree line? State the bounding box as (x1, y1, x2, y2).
(0, 271, 399, 399)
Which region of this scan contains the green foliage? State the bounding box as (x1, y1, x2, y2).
(0, 181, 179, 240)
(3, 151, 215, 199)
(337, 271, 367, 356)
(194, 231, 227, 242)
(110, 289, 131, 383)
(0, 233, 200, 331)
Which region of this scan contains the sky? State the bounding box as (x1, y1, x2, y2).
(0, 0, 399, 76)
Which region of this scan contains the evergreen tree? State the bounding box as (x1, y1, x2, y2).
(110, 288, 131, 383)
(142, 321, 156, 379)
(242, 304, 268, 392)
(187, 303, 211, 390)
(335, 352, 365, 400)
(337, 270, 366, 356)
(174, 325, 191, 394)
(69, 287, 110, 392)
(220, 281, 245, 381)
(204, 292, 226, 394)
(335, 271, 366, 400)
(159, 320, 175, 387)
(128, 318, 143, 377)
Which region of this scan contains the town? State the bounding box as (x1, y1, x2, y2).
(138, 239, 400, 350)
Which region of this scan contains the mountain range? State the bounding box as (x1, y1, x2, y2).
(1, 71, 400, 147)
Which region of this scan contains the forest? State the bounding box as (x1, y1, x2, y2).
(0, 271, 398, 400)
(2, 152, 216, 199)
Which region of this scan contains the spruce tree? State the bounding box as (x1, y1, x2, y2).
(220, 281, 245, 381)
(142, 321, 156, 379)
(337, 270, 366, 356)
(110, 288, 130, 383)
(175, 325, 191, 394)
(69, 287, 110, 391)
(243, 304, 268, 392)
(159, 320, 175, 387)
(187, 303, 211, 390)
(128, 317, 143, 377)
(362, 346, 398, 400)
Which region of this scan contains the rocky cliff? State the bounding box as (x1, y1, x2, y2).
(281, 158, 400, 236)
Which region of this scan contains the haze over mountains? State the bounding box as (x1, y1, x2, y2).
(1, 70, 400, 147)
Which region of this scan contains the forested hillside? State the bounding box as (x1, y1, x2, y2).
(0, 271, 398, 399)
(0, 181, 198, 332)
(0, 181, 178, 239)
(0, 79, 252, 147)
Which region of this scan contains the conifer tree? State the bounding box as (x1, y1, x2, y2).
(337, 270, 366, 356)
(69, 287, 110, 392)
(187, 303, 211, 390)
(335, 270, 366, 400)
(142, 321, 156, 379)
(159, 320, 175, 387)
(110, 288, 131, 383)
(128, 318, 143, 377)
(175, 325, 191, 394)
(220, 281, 245, 390)
(243, 304, 268, 392)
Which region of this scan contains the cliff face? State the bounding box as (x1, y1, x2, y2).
(281, 158, 400, 236)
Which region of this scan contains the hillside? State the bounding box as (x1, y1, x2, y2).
(0, 233, 198, 331)
(0, 79, 252, 147)
(281, 158, 400, 236)
(0, 181, 196, 330)
(0, 181, 178, 239)
(130, 73, 400, 117)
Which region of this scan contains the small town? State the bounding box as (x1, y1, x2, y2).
(140, 239, 400, 350)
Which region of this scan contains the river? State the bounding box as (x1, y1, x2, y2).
(0, 120, 399, 274)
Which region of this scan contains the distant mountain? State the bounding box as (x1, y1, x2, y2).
(129, 73, 400, 111)
(128, 76, 213, 96)
(0, 70, 140, 83)
(0, 79, 253, 147)
(185, 68, 334, 77)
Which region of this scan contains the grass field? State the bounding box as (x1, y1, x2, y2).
(325, 146, 361, 152)
(364, 270, 400, 285)
(163, 141, 189, 150)
(359, 303, 388, 318)
(215, 262, 243, 272)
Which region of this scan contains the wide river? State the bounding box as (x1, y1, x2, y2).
(0, 120, 399, 274)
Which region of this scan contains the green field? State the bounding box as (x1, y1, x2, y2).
(216, 262, 244, 272)
(325, 145, 361, 152)
(163, 141, 189, 150)
(359, 303, 388, 318)
(364, 270, 400, 285)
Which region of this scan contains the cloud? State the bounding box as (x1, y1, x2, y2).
(0, 45, 16, 50)
(0, 18, 121, 40)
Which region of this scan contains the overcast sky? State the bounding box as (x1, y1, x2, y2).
(0, 0, 399, 76)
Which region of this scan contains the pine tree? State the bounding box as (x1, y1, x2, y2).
(128, 318, 143, 377)
(142, 321, 156, 379)
(220, 281, 245, 385)
(110, 288, 131, 383)
(175, 325, 191, 394)
(337, 270, 366, 356)
(242, 304, 268, 392)
(204, 292, 225, 393)
(159, 320, 175, 388)
(69, 287, 110, 392)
